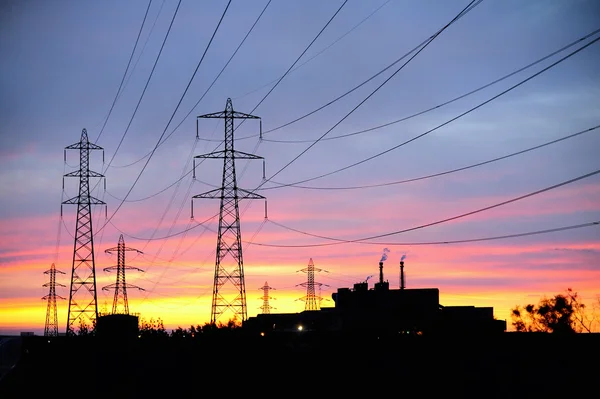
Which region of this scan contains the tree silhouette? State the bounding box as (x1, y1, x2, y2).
(511, 288, 594, 333)
(74, 318, 96, 336)
(139, 317, 168, 338)
(169, 318, 241, 339)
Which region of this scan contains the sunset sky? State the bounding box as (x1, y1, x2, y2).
(1, 0, 599, 335)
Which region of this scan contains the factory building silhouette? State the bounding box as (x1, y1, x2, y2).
(244, 258, 507, 335)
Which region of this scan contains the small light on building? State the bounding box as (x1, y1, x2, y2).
(260, 332, 265, 337)
(298, 325, 303, 331)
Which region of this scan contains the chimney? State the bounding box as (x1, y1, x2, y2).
(375, 261, 389, 292)
(400, 260, 405, 290)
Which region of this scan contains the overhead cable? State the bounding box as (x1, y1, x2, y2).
(260, 124, 600, 190)
(267, 35, 600, 188)
(249, 0, 482, 190)
(110, 0, 273, 169)
(95, 0, 153, 144)
(232, 0, 392, 101)
(250, 168, 600, 247)
(259, 220, 599, 247)
(95, 0, 231, 236)
(262, 27, 600, 144)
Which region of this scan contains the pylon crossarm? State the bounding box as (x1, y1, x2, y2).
(65, 141, 103, 150)
(231, 150, 264, 160)
(62, 195, 105, 205)
(122, 247, 143, 253)
(43, 282, 66, 287)
(231, 111, 259, 119)
(193, 188, 222, 199)
(196, 150, 263, 160)
(197, 111, 259, 119)
(195, 150, 227, 159)
(61, 196, 80, 205)
(197, 111, 227, 119)
(105, 247, 142, 254)
(236, 188, 265, 200)
(63, 169, 104, 178)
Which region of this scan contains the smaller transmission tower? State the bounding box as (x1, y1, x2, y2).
(297, 258, 328, 311)
(42, 263, 66, 337)
(258, 281, 275, 314)
(102, 234, 144, 315)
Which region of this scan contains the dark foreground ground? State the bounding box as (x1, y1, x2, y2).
(1, 331, 599, 398)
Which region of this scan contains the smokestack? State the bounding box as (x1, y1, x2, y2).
(379, 261, 384, 285)
(400, 260, 405, 290)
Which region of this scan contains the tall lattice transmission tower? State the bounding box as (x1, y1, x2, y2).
(62, 128, 106, 334)
(192, 98, 266, 324)
(258, 281, 275, 314)
(297, 258, 328, 311)
(102, 234, 144, 315)
(42, 263, 66, 337)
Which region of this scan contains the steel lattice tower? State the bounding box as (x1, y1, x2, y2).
(42, 263, 66, 337)
(258, 281, 275, 314)
(298, 258, 328, 311)
(62, 128, 106, 334)
(102, 234, 144, 315)
(192, 98, 265, 324)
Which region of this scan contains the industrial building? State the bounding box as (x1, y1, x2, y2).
(96, 313, 139, 341)
(244, 260, 507, 336)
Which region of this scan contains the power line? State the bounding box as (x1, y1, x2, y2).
(137, 0, 350, 297)
(89, 2, 166, 249)
(95, 0, 153, 144)
(249, 0, 482, 191)
(112, 1, 273, 292)
(261, 27, 600, 144)
(129, 123, 223, 274)
(267, 34, 600, 188)
(108, 214, 217, 241)
(100, 0, 181, 171)
(232, 0, 392, 102)
(259, 124, 599, 190)
(100, 0, 276, 295)
(228, 0, 350, 189)
(107, 122, 600, 202)
(215, 0, 482, 143)
(90, 0, 181, 253)
(239, 0, 349, 126)
(104, 170, 195, 202)
(252, 168, 600, 247)
(95, 0, 231, 236)
(102, 126, 598, 247)
(259, 221, 600, 248)
(102, 0, 481, 245)
(120, 0, 167, 104)
(109, 0, 273, 169)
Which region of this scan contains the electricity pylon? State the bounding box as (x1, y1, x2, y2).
(297, 258, 328, 311)
(62, 128, 106, 334)
(42, 263, 66, 337)
(192, 98, 266, 324)
(258, 281, 275, 314)
(102, 234, 144, 315)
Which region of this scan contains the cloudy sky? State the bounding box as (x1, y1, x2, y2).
(1, 0, 599, 334)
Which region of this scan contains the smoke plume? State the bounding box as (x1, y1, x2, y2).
(380, 248, 390, 262)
